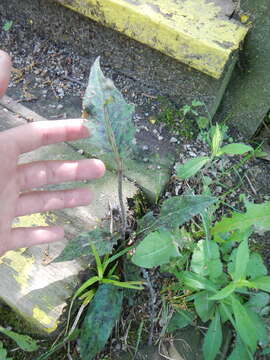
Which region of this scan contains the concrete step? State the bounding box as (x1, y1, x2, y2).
(54, 0, 248, 79)
(215, 0, 270, 137)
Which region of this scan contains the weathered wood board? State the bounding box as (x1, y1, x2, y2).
(0, 97, 137, 333)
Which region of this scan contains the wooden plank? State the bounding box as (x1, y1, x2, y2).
(54, 0, 248, 78)
(0, 100, 137, 333)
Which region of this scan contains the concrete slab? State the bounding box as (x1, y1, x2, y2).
(215, 0, 270, 137)
(53, 0, 248, 79)
(0, 99, 137, 333)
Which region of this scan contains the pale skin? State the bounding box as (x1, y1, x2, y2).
(0, 50, 105, 256)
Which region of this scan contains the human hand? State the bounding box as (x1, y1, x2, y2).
(0, 50, 105, 256)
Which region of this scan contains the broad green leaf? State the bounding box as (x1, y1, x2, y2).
(54, 228, 118, 262)
(228, 336, 253, 360)
(231, 297, 258, 352)
(202, 311, 222, 360)
(246, 292, 270, 314)
(0, 326, 38, 352)
(156, 195, 216, 231)
(194, 291, 215, 322)
(181, 271, 218, 293)
(232, 239, 249, 281)
(175, 157, 210, 180)
(211, 124, 222, 157)
(132, 229, 179, 268)
(82, 57, 135, 158)
(136, 196, 215, 235)
(0, 341, 13, 360)
(246, 252, 267, 279)
(212, 200, 270, 240)
(191, 239, 222, 280)
(218, 143, 253, 156)
(210, 283, 236, 301)
(167, 309, 195, 332)
(245, 308, 268, 347)
(252, 276, 270, 292)
(79, 284, 123, 360)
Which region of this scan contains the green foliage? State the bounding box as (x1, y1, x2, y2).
(79, 284, 123, 360)
(54, 228, 119, 262)
(2, 20, 13, 31)
(167, 309, 195, 331)
(202, 311, 222, 360)
(82, 57, 135, 159)
(132, 195, 215, 268)
(176, 157, 210, 180)
(156, 97, 205, 139)
(0, 341, 13, 360)
(176, 124, 253, 180)
(212, 200, 270, 241)
(132, 229, 179, 268)
(0, 326, 38, 352)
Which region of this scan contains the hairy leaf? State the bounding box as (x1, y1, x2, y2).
(202, 311, 222, 360)
(54, 229, 118, 262)
(231, 297, 258, 352)
(82, 57, 135, 158)
(132, 229, 179, 268)
(175, 156, 210, 179)
(0, 327, 38, 352)
(212, 200, 270, 240)
(218, 143, 253, 156)
(194, 290, 215, 322)
(79, 284, 123, 360)
(167, 309, 195, 332)
(191, 239, 222, 280)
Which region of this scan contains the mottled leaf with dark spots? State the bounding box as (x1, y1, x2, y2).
(54, 229, 119, 262)
(83, 57, 135, 158)
(79, 284, 123, 360)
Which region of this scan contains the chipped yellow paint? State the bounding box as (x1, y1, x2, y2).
(0, 249, 35, 292)
(33, 306, 58, 333)
(12, 212, 58, 228)
(0, 212, 58, 289)
(55, 0, 248, 78)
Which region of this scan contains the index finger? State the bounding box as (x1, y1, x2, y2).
(6, 119, 90, 154)
(0, 50, 11, 98)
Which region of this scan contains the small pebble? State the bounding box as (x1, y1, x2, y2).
(170, 136, 177, 144)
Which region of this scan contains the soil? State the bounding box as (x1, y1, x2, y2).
(0, 1, 270, 360)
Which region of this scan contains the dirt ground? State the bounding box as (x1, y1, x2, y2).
(1, 1, 270, 359)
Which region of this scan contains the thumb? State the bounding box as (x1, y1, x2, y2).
(0, 50, 11, 99)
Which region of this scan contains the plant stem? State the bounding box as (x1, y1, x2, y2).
(103, 102, 126, 240)
(118, 159, 126, 239)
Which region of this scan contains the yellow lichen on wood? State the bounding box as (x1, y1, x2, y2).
(55, 0, 249, 78)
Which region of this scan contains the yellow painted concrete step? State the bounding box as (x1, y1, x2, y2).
(54, 0, 248, 79)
